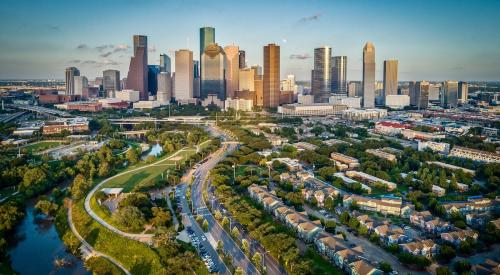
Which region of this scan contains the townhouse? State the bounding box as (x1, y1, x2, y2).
(348, 260, 384, 275)
(343, 194, 403, 216)
(345, 170, 398, 191)
(442, 196, 498, 216)
(399, 239, 438, 258)
(441, 229, 478, 246)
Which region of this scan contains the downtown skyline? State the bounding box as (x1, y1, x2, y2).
(1, 0, 500, 81)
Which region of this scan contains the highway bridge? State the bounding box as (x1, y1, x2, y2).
(8, 104, 71, 117)
(109, 116, 215, 126)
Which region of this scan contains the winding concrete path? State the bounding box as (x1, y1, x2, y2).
(67, 200, 131, 275)
(84, 147, 195, 244)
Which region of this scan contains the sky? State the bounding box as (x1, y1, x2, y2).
(1, 0, 500, 81)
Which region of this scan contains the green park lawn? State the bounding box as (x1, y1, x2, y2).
(23, 141, 62, 153)
(72, 199, 165, 274)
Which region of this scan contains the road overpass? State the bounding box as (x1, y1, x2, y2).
(109, 116, 215, 126)
(8, 104, 71, 117)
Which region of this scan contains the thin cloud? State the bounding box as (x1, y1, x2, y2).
(76, 44, 89, 50)
(96, 44, 114, 52)
(68, 59, 81, 64)
(48, 25, 60, 31)
(100, 51, 113, 58)
(81, 60, 97, 65)
(113, 44, 129, 52)
(290, 53, 311, 60)
(298, 13, 321, 23)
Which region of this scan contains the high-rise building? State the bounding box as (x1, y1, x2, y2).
(348, 81, 362, 97)
(239, 68, 255, 91)
(126, 35, 148, 100)
(362, 42, 376, 108)
(383, 60, 398, 104)
(458, 81, 468, 104)
(311, 46, 332, 103)
(160, 54, 171, 73)
(174, 49, 194, 100)
(332, 56, 347, 94)
(193, 60, 200, 98)
(280, 75, 296, 92)
(238, 50, 246, 69)
(65, 67, 80, 96)
(441, 80, 458, 108)
(263, 43, 280, 108)
(200, 27, 215, 83)
(148, 65, 160, 95)
(103, 70, 120, 93)
(409, 81, 429, 109)
(224, 45, 239, 98)
(74, 76, 88, 98)
(157, 72, 172, 105)
(201, 43, 226, 101)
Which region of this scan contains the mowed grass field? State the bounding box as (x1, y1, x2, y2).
(23, 140, 62, 153)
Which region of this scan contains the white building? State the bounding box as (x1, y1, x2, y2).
(449, 146, 500, 163)
(385, 95, 410, 109)
(224, 98, 253, 112)
(74, 76, 89, 98)
(115, 90, 140, 102)
(418, 141, 450, 154)
(157, 72, 172, 105)
(328, 95, 362, 108)
(278, 103, 347, 116)
(342, 108, 387, 121)
(133, 100, 161, 109)
(298, 94, 314, 105)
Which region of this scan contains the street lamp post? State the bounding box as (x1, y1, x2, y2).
(262, 250, 270, 272)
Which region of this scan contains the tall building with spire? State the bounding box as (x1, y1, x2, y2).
(263, 43, 280, 108)
(311, 46, 332, 103)
(65, 67, 80, 95)
(201, 43, 226, 101)
(126, 35, 148, 100)
(383, 60, 398, 104)
(362, 42, 375, 108)
(332, 56, 347, 94)
(224, 45, 239, 98)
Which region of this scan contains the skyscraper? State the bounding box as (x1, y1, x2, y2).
(157, 72, 172, 105)
(148, 65, 160, 95)
(224, 45, 239, 98)
(409, 81, 429, 109)
(458, 81, 468, 104)
(263, 43, 280, 108)
(238, 50, 246, 69)
(362, 42, 376, 108)
(65, 67, 80, 96)
(383, 60, 398, 104)
(200, 27, 215, 86)
(103, 70, 120, 93)
(193, 60, 200, 98)
(311, 46, 332, 103)
(74, 76, 88, 98)
(239, 68, 255, 91)
(126, 35, 148, 100)
(441, 80, 458, 108)
(201, 43, 226, 101)
(160, 54, 171, 74)
(332, 56, 347, 94)
(174, 49, 194, 100)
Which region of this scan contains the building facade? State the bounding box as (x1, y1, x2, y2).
(362, 42, 376, 108)
(65, 67, 80, 96)
(160, 53, 171, 73)
(441, 80, 458, 108)
(174, 49, 194, 100)
(224, 45, 239, 98)
(458, 81, 468, 104)
(332, 56, 347, 95)
(263, 43, 280, 108)
(157, 72, 172, 105)
(201, 43, 226, 101)
(311, 46, 332, 103)
(126, 35, 148, 100)
(103, 70, 120, 93)
(383, 60, 398, 104)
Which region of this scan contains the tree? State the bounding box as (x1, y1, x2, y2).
(379, 261, 392, 273)
(324, 220, 336, 233)
(202, 219, 209, 232)
(21, 167, 48, 195)
(324, 196, 335, 211)
(125, 148, 139, 165)
(234, 267, 244, 275)
(241, 239, 250, 255)
(454, 260, 471, 274)
(34, 199, 58, 216)
(151, 207, 171, 227)
(97, 161, 111, 178)
(216, 240, 224, 253)
(437, 245, 456, 263)
(214, 209, 222, 220)
(231, 226, 239, 239)
(252, 252, 262, 271)
(221, 216, 230, 229)
(340, 211, 350, 224)
(70, 174, 91, 199)
(112, 206, 146, 231)
(436, 267, 452, 275)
